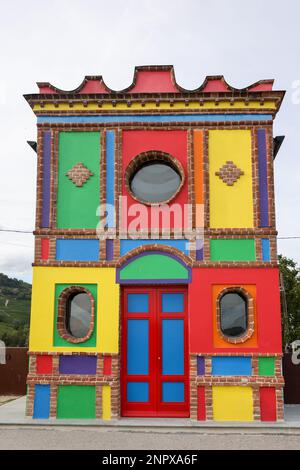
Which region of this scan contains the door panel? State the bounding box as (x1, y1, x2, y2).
(121, 286, 189, 417)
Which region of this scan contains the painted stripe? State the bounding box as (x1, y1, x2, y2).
(257, 129, 269, 227)
(37, 114, 273, 124)
(33, 384, 50, 419)
(102, 385, 111, 420)
(106, 239, 114, 261)
(194, 130, 204, 206)
(127, 319, 149, 375)
(197, 386, 206, 420)
(260, 387, 277, 421)
(120, 239, 189, 256)
(59, 355, 97, 375)
(162, 319, 184, 375)
(212, 357, 252, 376)
(56, 239, 99, 261)
(197, 356, 205, 376)
(33, 100, 277, 112)
(41, 131, 51, 227)
(106, 130, 115, 227)
(261, 238, 270, 261)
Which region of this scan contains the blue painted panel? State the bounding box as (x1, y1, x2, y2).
(162, 319, 184, 375)
(120, 239, 189, 256)
(128, 293, 149, 313)
(127, 382, 149, 402)
(261, 238, 270, 261)
(106, 131, 115, 228)
(162, 293, 184, 312)
(127, 319, 149, 375)
(162, 382, 184, 403)
(212, 357, 252, 376)
(33, 384, 50, 419)
(38, 114, 273, 124)
(56, 239, 99, 261)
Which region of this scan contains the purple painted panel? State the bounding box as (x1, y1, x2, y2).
(257, 129, 269, 227)
(41, 131, 51, 228)
(59, 355, 97, 375)
(197, 356, 205, 376)
(196, 239, 204, 261)
(106, 239, 114, 261)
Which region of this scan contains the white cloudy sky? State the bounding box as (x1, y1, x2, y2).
(0, 0, 299, 283)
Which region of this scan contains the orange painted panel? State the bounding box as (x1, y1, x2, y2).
(194, 130, 204, 228)
(212, 284, 258, 348)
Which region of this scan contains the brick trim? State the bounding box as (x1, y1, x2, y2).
(57, 286, 95, 343)
(124, 150, 185, 206)
(216, 287, 255, 344)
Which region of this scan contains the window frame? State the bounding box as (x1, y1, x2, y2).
(57, 286, 95, 344)
(125, 150, 185, 206)
(216, 287, 255, 344)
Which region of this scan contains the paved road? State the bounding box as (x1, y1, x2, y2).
(0, 426, 300, 450)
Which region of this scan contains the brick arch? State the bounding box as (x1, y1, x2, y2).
(124, 150, 185, 206)
(116, 246, 192, 284)
(117, 243, 192, 268)
(216, 286, 255, 344)
(57, 286, 95, 344)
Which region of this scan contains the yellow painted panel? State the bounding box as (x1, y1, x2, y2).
(213, 386, 253, 421)
(209, 130, 254, 228)
(29, 266, 119, 353)
(102, 385, 111, 420)
(33, 100, 276, 112)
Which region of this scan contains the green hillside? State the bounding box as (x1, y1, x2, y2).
(0, 273, 31, 346)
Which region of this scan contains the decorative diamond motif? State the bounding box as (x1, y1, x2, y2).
(65, 162, 94, 187)
(215, 161, 244, 186)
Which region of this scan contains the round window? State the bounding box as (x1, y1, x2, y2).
(66, 292, 92, 338)
(129, 159, 183, 204)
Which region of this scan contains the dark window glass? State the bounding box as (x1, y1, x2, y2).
(66, 293, 91, 338)
(130, 160, 182, 203)
(220, 292, 247, 337)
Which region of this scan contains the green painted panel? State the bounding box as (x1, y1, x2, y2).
(120, 254, 188, 280)
(53, 283, 97, 347)
(210, 239, 256, 261)
(57, 385, 96, 419)
(57, 132, 100, 229)
(258, 357, 275, 376)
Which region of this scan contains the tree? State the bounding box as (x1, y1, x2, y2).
(278, 255, 300, 348)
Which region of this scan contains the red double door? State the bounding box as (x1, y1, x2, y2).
(121, 286, 189, 417)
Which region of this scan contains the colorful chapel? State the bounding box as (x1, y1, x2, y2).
(25, 66, 285, 421)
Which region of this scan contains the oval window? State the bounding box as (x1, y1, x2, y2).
(66, 292, 92, 338)
(220, 292, 247, 337)
(129, 160, 182, 203)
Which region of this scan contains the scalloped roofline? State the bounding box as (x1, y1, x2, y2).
(35, 65, 276, 95)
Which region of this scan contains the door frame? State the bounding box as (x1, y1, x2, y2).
(121, 285, 190, 418)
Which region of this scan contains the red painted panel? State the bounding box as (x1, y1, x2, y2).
(130, 71, 179, 93)
(260, 387, 277, 421)
(189, 267, 282, 354)
(41, 238, 50, 260)
(121, 130, 188, 230)
(103, 356, 112, 376)
(202, 79, 229, 92)
(197, 386, 206, 420)
(36, 355, 53, 374)
(121, 286, 189, 417)
(80, 80, 108, 94)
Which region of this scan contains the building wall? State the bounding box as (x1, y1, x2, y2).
(25, 67, 284, 421)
